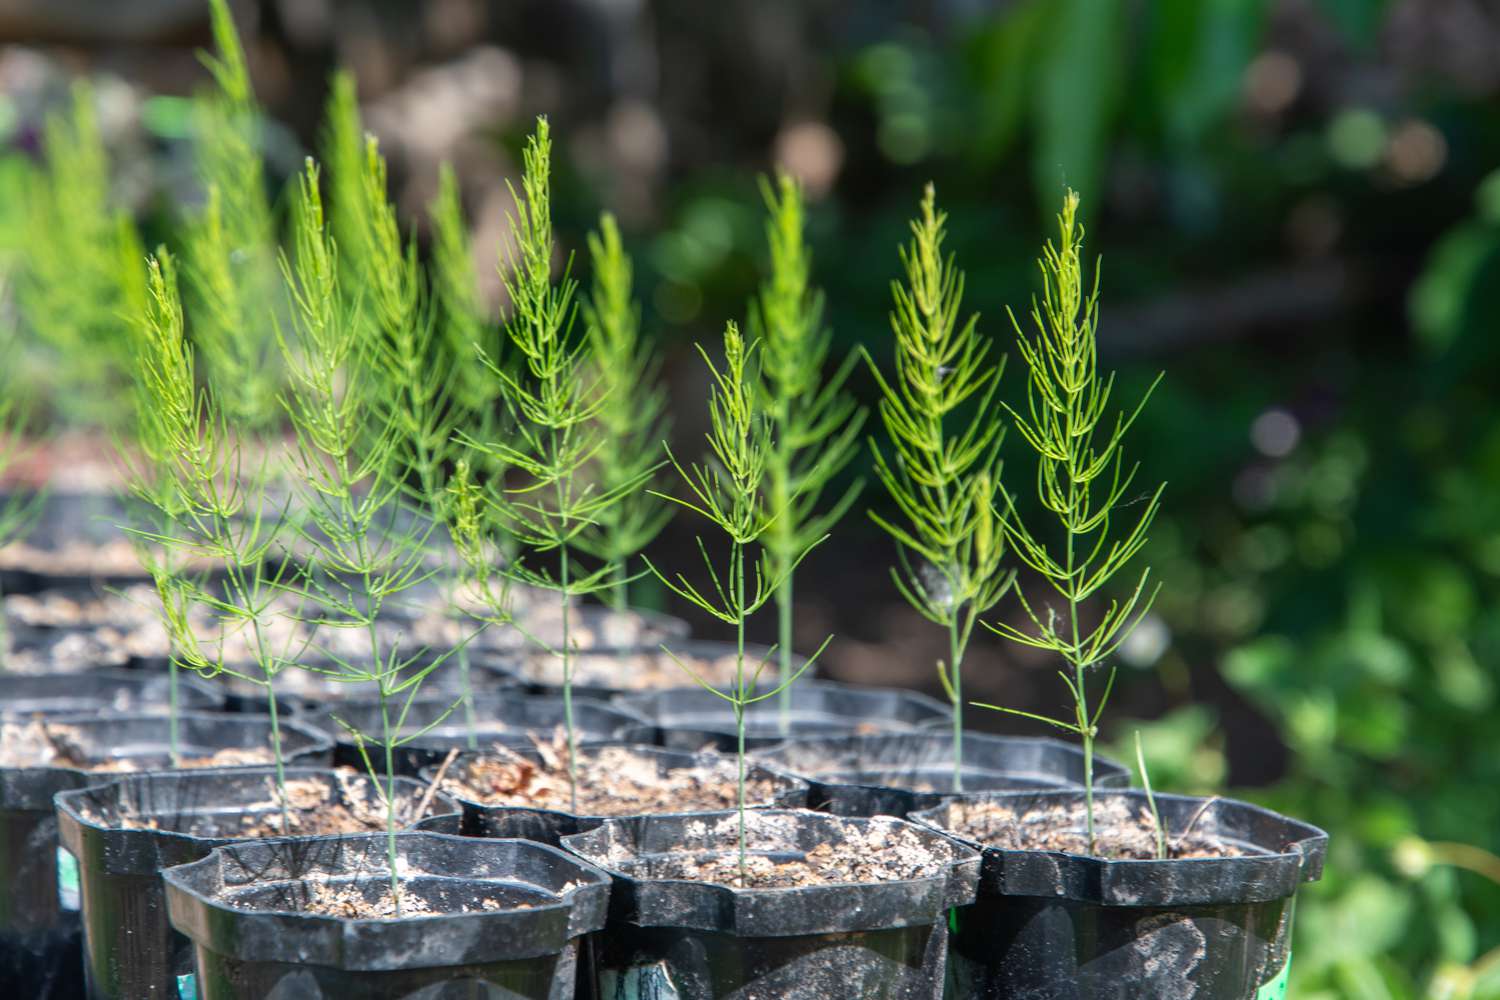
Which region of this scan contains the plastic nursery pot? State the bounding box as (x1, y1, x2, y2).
(0, 670, 222, 718)
(754, 731, 1132, 818)
(517, 640, 804, 702)
(431, 744, 809, 846)
(0, 712, 331, 999)
(162, 831, 611, 1000)
(306, 691, 653, 776)
(560, 808, 980, 1000)
(615, 680, 949, 752)
(55, 768, 461, 1000)
(908, 789, 1329, 999)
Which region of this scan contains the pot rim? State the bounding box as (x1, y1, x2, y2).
(909, 788, 1328, 907)
(162, 831, 611, 968)
(559, 807, 979, 936)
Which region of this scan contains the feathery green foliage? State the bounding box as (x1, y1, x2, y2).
(322, 71, 379, 292)
(276, 158, 456, 914)
(867, 184, 1013, 791)
(455, 118, 644, 810)
(185, 0, 281, 429)
(975, 190, 1164, 854)
(350, 134, 454, 501)
(750, 174, 866, 727)
(125, 248, 297, 813)
(430, 163, 502, 422)
(17, 82, 146, 429)
(645, 321, 826, 883)
(576, 212, 670, 608)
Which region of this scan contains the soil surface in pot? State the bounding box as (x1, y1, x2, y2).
(442, 739, 784, 815)
(940, 795, 1257, 860)
(223, 871, 550, 920)
(0, 719, 273, 770)
(599, 812, 955, 889)
(81, 773, 442, 839)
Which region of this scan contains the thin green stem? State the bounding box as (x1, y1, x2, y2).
(776, 574, 793, 735)
(735, 539, 748, 884)
(458, 641, 477, 750)
(168, 657, 180, 767)
(378, 684, 401, 916)
(558, 492, 577, 813)
(609, 562, 628, 611)
(948, 614, 963, 792)
(263, 681, 290, 836)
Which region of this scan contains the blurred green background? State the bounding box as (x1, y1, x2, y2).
(4, 0, 1500, 993)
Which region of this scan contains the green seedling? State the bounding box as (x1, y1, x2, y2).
(454, 119, 646, 811)
(975, 190, 1164, 855)
(576, 212, 671, 610)
(125, 249, 298, 816)
(867, 184, 1014, 791)
(645, 321, 828, 884)
(750, 175, 865, 731)
(276, 159, 464, 914)
(17, 82, 146, 431)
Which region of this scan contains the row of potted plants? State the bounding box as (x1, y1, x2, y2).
(0, 2, 1327, 996)
(1, 643, 1324, 1000)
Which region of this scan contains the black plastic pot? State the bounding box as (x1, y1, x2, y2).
(0, 670, 221, 718)
(55, 767, 461, 1000)
(909, 789, 1328, 998)
(306, 691, 654, 776)
(754, 731, 1133, 818)
(615, 680, 950, 752)
(0, 713, 331, 1000)
(162, 831, 611, 999)
(561, 808, 980, 999)
(434, 744, 809, 846)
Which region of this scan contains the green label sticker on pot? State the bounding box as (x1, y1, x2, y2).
(1256, 955, 1290, 1000)
(177, 973, 198, 1000)
(56, 846, 80, 911)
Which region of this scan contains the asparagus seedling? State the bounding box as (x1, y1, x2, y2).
(276, 159, 456, 914)
(867, 184, 1014, 791)
(645, 321, 827, 884)
(457, 119, 645, 811)
(577, 212, 671, 609)
(125, 249, 298, 816)
(17, 82, 146, 431)
(750, 174, 865, 731)
(185, 0, 282, 430)
(975, 190, 1164, 855)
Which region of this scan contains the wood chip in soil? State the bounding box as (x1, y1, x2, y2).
(443, 736, 782, 815)
(940, 796, 1252, 860)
